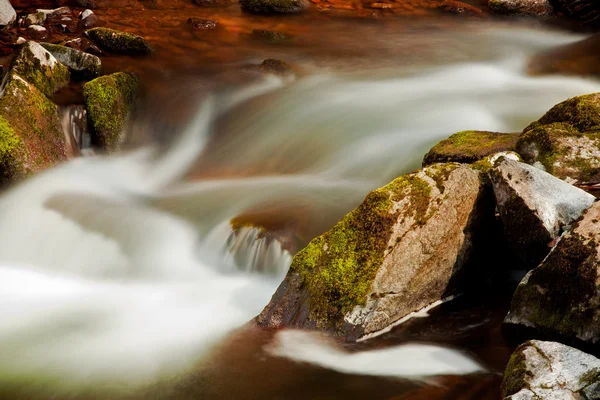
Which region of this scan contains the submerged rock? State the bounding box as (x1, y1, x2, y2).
(41, 43, 102, 79)
(260, 59, 293, 76)
(83, 72, 139, 152)
(0, 73, 66, 184)
(505, 200, 600, 346)
(11, 41, 70, 97)
(0, 0, 16, 30)
(187, 17, 218, 30)
(240, 0, 309, 14)
(423, 130, 518, 166)
(490, 157, 595, 268)
(516, 93, 600, 185)
(257, 163, 494, 339)
(251, 29, 294, 42)
(85, 28, 152, 55)
(502, 340, 600, 400)
(488, 0, 553, 16)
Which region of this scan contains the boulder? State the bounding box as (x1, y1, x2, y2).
(502, 340, 600, 399)
(423, 130, 519, 167)
(490, 157, 595, 268)
(550, 0, 600, 28)
(85, 28, 152, 55)
(240, 0, 309, 14)
(0, 73, 66, 184)
(83, 72, 139, 152)
(0, 0, 16, 30)
(488, 0, 553, 16)
(505, 200, 600, 346)
(516, 93, 600, 185)
(11, 41, 70, 98)
(41, 43, 102, 79)
(257, 163, 494, 339)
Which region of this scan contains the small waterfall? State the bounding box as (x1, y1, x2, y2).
(59, 105, 94, 157)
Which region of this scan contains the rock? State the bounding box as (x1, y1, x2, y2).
(502, 340, 600, 400)
(240, 0, 309, 14)
(80, 9, 99, 28)
(551, 0, 600, 28)
(0, 73, 66, 185)
(24, 12, 46, 27)
(85, 28, 152, 55)
(63, 37, 103, 56)
(504, 200, 600, 346)
(187, 17, 218, 30)
(516, 93, 600, 185)
(423, 130, 519, 167)
(83, 72, 139, 152)
(193, 0, 218, 6)
(15, 37, 26, 45)
(40, 43, 101, 80)
(488, 0, 553, 16)
(11, 41, 70, 98)
(251, 29, 294, 42)
(440, 0, 484, 15)
(528, 33, 600, 78)
(490, 157, 595, 269)
(257, 163, 494, 339)
(26, 25, 49, 40)
(260, 59, 293, 76)
(0, 0, 16, 30)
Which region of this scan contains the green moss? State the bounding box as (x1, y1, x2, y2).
(502, 343, 532, 397)
(240, 0, 308, 13)
(0, 116, 23, 185)
(423, 130, 518, 167)
(11, 42, 70, 98)
(85, 28, 152, 55)
(40, 43, 102, 80)
(290, 166, 454, 327)
(83, 72, 140, 152)
(526, 93, 600, 133)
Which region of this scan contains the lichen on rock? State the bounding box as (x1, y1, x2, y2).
(423, 130, 519, 167)
(10, 41, 70, 98)
(257, 163, 495, 339)
(85, 28, 152, 55)
(83, 72, 140, 152)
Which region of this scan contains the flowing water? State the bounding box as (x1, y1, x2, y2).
(2, 23, 600, 400)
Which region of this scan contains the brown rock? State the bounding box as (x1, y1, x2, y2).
(187, 17, 218, 30)
(260, 59, 292, 76)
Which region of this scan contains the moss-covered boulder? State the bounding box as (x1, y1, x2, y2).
(516, 93, 600, 185)
(85, 28, 152, 55)
(257, 163, 494, 339)
(502, 340, 600, 399)
(505, 201, 600, 346)
(40, 43, 102, 80)
(490, 157, 595, 269)
(10, 41, 70, 98)
(488, 0, 553, 16)
(423, 130, 519, 167)
(83, 72, 139, 152)
(0, 73, 66, 184)
(240, 0, 309, 14)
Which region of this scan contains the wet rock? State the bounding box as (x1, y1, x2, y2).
(0, 73, 66, 185)
(24, 12, 46, 27)
(85, 27, 152, 55)
(515, 93, 600, 185)
(504, 200, 600, 346)
(251, 29, 293, 42)
(488, 0, 553, 16)
(502, 340, 600, 400)
(83, 72, 139, 152)
(528, 33, 600, 78)
(0, 0, 15, 30)
(257, 163, 494, 340)
(440, 0, 484, 15)
(187, 17, 218, 30)
(80, 9, 99, 28)
(193, 0, 218, 6)
(260, 59, 293, 76)
(41, 43, 101, 79)
(26, 25, 49, 40)
(423, 130, 519, 167)
(490, 157, 594, 268)
(63, 37, 103, 56)
(551, 0, 600, 28)
(11, 41, 70, 97)
(240, 0, 309, 14)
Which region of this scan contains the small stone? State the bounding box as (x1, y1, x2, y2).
(26, 25, 49, 41)
(80, 9, 100, 28)
(63, 37, 103, 56)
(85, 27, 152, 55)
(240, 0, 309, 14)
(193, 0, 218, 6)
(24, 12, 46, 27)
(260, 59, 293, 76)
(187, 17, 218, 30)
(251, 29, 293, 42)
(15, 37, 26, 45)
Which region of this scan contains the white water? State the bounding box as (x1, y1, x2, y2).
(0, 27, 599, 395)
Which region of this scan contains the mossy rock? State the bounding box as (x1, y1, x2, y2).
(257, 163, 495, 339)
(516, 93, 600, 184)
(505, 201, 600, 346)
(40, 43, 102, 80)
(0, 73, 67, 185)
(83, 72, 140, 152)
(502, 340, 600, 399)
(488, 0, 553, 16)
(85, 28, 152, 55)
(240, 0, 309, 14)
(10, 41, 70, 98)
(423, 130, 519, 167)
